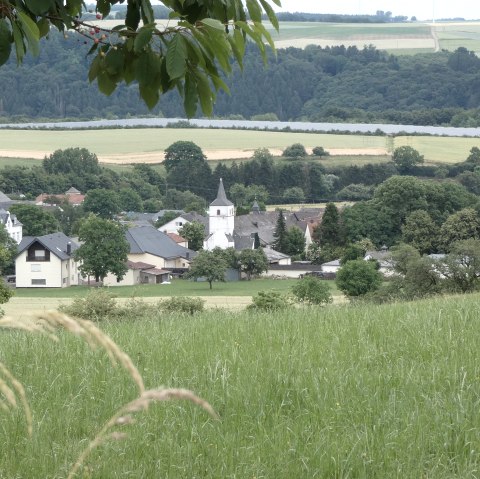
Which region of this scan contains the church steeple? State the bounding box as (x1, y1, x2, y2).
(210, 178, 233, 207)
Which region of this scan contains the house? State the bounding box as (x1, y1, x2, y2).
(159, 211, 207, 235)
(16, 233, 80, 288)
(364, 248, 394, 276)
(262, 247, 291, 265)
(35, 187, 85, 207)
(321, 259, 341, 274)
(0, 209, 22, 243)
(125, 225, 195, 270)
(166, 232, 188, 248)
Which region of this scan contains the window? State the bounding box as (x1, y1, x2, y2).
(26, 245, 50, 262)
(31, 264, 41, 272)
(31, 279, 46, 285)
(217, 209, 221, 215)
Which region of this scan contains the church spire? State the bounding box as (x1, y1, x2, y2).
(210, 178, 233, 206)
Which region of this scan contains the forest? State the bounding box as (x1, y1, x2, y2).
(1, 30, 480, 126)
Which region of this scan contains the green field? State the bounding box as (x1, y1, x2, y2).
(0, 128, 387, 157)
(2, 294, 480, 477)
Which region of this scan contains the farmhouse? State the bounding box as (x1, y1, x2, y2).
(16, 232, 80, 288)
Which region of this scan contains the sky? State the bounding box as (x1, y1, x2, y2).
(272, 1, 479, 21)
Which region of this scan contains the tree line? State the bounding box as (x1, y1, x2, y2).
(2, 30, 480, 126)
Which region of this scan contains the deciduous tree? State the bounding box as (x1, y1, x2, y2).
(185, 249, 227, 289)
(74, 215, 129, 283)
(336, 259, 382, 297)
(238, 248, 268, 280)
(178, 221, 205, 251)
(83, 188, 121, 219)
(10, 204, 59, 236)
(392, 146, 424, 174)
(291, 276, 332, 305)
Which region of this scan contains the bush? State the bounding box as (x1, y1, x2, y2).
(282, 143, 307, 158)
(160, 296, 205, 315)
(60, 288, 118, 320)
(291, 277, 332, 305)
(335, 260, 382, 297)
(247, 291, 291, 312)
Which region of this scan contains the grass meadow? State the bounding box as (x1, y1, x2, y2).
(2, 293, 480, 477)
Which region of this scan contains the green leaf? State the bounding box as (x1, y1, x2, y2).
(140, 0, 155, 24)
(37, 18, 50, 38)
(134, 26, 153, 53)
(139, 84, 159, 109)
(194, 71, 214, 116)
(11, 21, 25, 64)
(0, 19, 12, 67)
(246, 0, 262, 23)
(24, 0, 53, 16)
(253, 21, 275, 52)
(17, 11, 40, 57)
(97, 71, 117, 95)
(105, 47, 125, 75)
(135, 50, 161, 87)
(88, 54, 102, 82)
(200, 18, 225, 31)
(183, 72, 198, 118)
(125, 2, 141, 30)
(258, 0, 279, 31)
(166, 33, 187, 79)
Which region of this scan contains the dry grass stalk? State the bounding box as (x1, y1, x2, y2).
(0, 361, 33, 436)
(67, 387, 218, 479)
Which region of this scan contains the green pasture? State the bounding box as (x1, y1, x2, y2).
(2, 294, 480, 477)
(0, 156, 40, 168)
(13, 277, 339, 298)
(435, 23, 480, 54)
(393, 136, 480, 163)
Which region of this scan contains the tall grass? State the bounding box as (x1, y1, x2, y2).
(2, 295, 480, 477)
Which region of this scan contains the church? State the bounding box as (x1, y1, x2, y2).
(203, 179, 256, 251)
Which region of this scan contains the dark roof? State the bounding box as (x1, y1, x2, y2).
(127, 260, 155, 270)
(233, 232, 255, 250)
(182, 212, 208, 226)
(0, 209, 22, 226)
(210, 179, 233, 207)
(126, 226, 196, 260)
(17, 232, 78, 260)
(0, 191, 12, 205)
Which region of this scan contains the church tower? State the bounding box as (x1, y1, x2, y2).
(205, 179, 235, 250)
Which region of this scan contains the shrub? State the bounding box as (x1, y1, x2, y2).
(291, 277, 332, 306)
(336, 260, 382, 297)
(160, 296, 205, 315)
(282, 143, 307, 158)
(247, 290, 291, 312)
(60, 288, 118, 320)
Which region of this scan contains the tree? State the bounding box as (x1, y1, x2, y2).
(0, 1, 279, 116)
(312, 146, 329, 157)
(439, 208, 480, 251)
(392, 146, 424, 174)
(238, 249, 268, 280)
(282, 143, 308, 159)
(336, 259, 382, 297)
(74, 215, 130, 283)
(314, 202, 344, 247)
(118, 188, 143, 212)
(10, 204, 59, 236)
(401, 210, 439, 254)
(291, 276, 332, 305)
(284, 226, 306, 257)
(273, 209, 288, 253)
(282, 187, 305, 204)
(185, 250, 227, 289)
(83, 188, 121, 219)
(178, 221, 205, 251)
(435, 239, 480, 293)
(0, 224, 17, 275)
(164, 142, 212, 197)
(43, 148, 101, 176)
